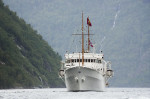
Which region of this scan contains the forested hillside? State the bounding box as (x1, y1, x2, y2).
(3, 0, 150, 87)
(0, 0, 64, 89)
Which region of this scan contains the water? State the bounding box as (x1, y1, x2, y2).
(0, 88, 150, 99)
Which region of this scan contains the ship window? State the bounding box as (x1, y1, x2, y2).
(80, 59, 82, 62)
(93, 59, 96, 63)
(77, 59, 79, 62)
(72, 59, 74, 63)
(98, 60, 101, 63)
(91, 59, 93, 62)
(88, 59, 90, 62)
(75, 59, 76, 62)
(85, 59, 87, 62)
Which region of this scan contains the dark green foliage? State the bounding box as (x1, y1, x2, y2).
(0, 0, 64, 89)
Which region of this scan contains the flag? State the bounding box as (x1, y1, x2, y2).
(89, 40, 93, 47)
(87, 17, 92, 26)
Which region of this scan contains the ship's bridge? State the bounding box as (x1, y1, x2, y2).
(64, 52, 106, 70)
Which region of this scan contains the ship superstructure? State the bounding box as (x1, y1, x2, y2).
(59, 12, 113, 91)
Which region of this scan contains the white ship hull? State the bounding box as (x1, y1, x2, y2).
(65, 66, 106, 91)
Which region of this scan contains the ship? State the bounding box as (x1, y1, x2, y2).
(59, 12, 113, 91)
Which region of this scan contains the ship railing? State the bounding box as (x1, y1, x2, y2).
(106, 61, 111, 70)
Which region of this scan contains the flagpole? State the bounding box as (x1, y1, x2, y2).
(82, 12, 84, 66)
(88, 17, 90, 52)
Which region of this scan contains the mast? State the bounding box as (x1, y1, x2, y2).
(82, 12, 84, 66)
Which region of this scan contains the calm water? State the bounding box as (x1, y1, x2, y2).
(0, 88, 150, 99)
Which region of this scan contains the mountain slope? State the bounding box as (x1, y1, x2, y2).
(0, 0, 64, 89)
(3, 0, 150, 87)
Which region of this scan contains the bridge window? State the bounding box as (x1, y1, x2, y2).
(93, 59, 96, 62)
(72, 59, 74, 63)
(68, 59, 99, 63)
(98, 60, 101, 63)
(85, 59, 87, 62)
(80, 59, 82, 62)
(75, 59, 76, 62)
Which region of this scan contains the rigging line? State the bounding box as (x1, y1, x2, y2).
(100, 36, 106, 52)
(111, 3, 121, 30)
(68, 34, 75, 52)
(97, 2, 121, 53)
(68, 25, 80, 52)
